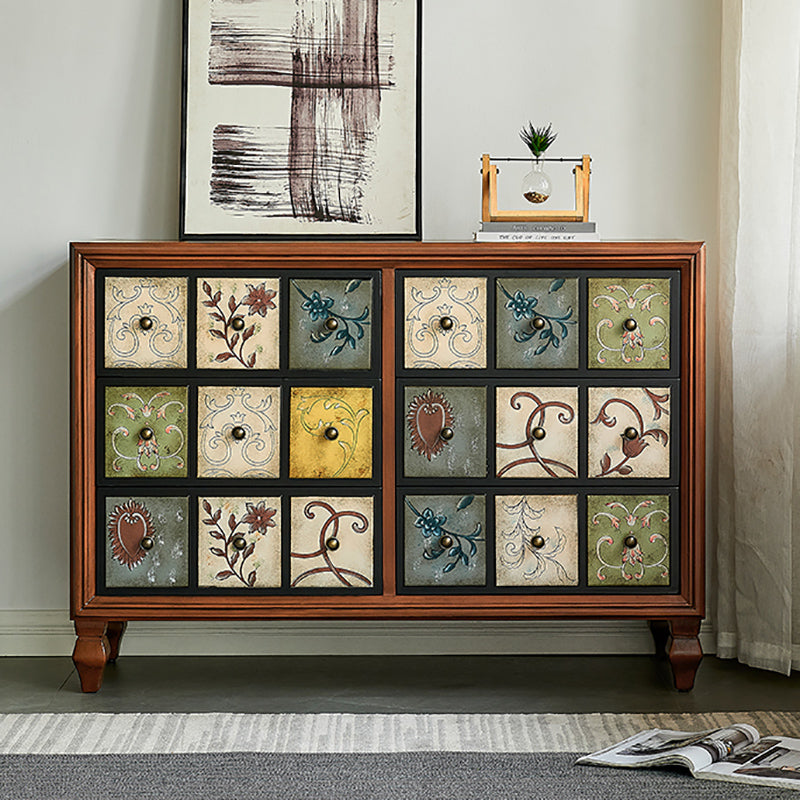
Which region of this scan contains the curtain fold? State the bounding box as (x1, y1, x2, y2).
(714, 0, 800, 674)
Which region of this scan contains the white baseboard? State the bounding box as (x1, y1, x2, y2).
(0, 610, 716, 657)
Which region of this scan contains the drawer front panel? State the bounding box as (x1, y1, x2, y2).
(104, 386, 188, 478)
(587, 494, 671, 586)
(403, 276, 487, 369)
(402, 493, 486, 587)
(289, 496, 375, 589)
(288, 386, 373, 479)
(288, 278, 373, 371)
(198, 496, 282, 588)
(495, 386, 578, 478)
(495, 277, 579, 369)
(105, 496, 189, 588)
(104, 276, 188, 369)
(197, 386, 281, 478)
(196, 277, 279, 370)
(404, 385, 487, 478)
(587, 277, 671, 369)
(495, 494, 579, 587)
(587, 386, 671, 479)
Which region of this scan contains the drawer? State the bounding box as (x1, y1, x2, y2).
(587, 494, 671, 586)
(403, 385, 487, 478)
(198, 496, 282, 588)
(104, 386, 188, 478)
(104, 276, 188, 369)
(495, 277, 578, 369)
(495, 494, 578, 586)
(587, 386, 671, 479)
(289, 496, 374, 588)
(587, 278, 671, 369)
(403, 276, 487, 369)
(288, 278, 373, 370)
(288, 386, 373, 479)
(104, 496, 189, 588)
(197, 386, 280, 478)
(495, 386, 578, 478)
(402, 493, 486, 587)
(196, 277, 279, 369)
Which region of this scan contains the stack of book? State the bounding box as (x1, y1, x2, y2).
(474, 221, 599, 242)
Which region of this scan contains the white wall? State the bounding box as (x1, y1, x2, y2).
(0, 0, 721, 655)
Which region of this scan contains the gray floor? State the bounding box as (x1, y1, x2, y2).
(2, 654, 800, 714)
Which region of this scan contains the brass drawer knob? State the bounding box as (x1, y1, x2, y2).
(532, 426, 546, 440)
(140, 536, 154, 551)
(324, 426, 339, 441)
(139, 427, 154, 441)
(232, 535, 247, 551)
(531, 535, 545, 549)
(623, 318, 638, 331)
(531, 316, 546, 330)
(231, 426, 246, 440)
(439, 315, 454, 330)
(139, 316, 153, 331)
(623, 427, 638, 440)
(230, 317, 245, 331)
(624, 535, 638, 548)
(439, 427, 454, 441)
(439, 535, 454, 549)
(324, 317, 339, 331)
(325, 537, 340, 551)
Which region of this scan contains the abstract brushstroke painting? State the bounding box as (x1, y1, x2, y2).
(181, 0, 419, 238)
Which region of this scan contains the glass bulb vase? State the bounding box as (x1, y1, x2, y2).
(521, 158, 552, 204)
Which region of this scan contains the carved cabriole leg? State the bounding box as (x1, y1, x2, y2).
(105, 621, 128, 663)
(666, 617, 703, 691)
(648, 620, 671, 659)
(72, 620, 109, 693)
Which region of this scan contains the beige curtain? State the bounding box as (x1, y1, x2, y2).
(715, 0, 800, 673)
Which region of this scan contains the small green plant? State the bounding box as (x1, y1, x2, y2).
(519, 122, 557, 160)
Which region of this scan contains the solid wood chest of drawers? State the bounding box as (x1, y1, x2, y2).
(70, 241, 705, 691)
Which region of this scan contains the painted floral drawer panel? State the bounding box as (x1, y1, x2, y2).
(288, 387, 373, 479)
(495, 386, 578, 478)
(289, 496, 374, 589)
(104, 277, 187, 369)
(495, 495, 578, 587)
(198, 497, 282, 588)
(288, 278, 373, 371)
(587, 277, 671, 369)
(105, 496, 189, 588)
(587, 386, 671, 479)
(197, 386, 280, 478)
(495, 277, 578, 369)
(587, 495, 671, 586)
(196, 278, 279, 369)
(404, 385, 487, 478)
(104, 386, 188, 478)
(403, 493, 486, 587)
(403, 276, 487, 369)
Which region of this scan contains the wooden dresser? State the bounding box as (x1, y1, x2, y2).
(70, 241, 705, 691)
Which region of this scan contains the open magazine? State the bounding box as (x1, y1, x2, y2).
(576, 724, 800, 790)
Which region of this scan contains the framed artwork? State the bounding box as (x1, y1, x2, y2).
(180, 0, 421, 240)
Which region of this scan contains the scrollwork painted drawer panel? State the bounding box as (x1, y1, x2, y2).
(104, 386, 188, 478)
(495, 277, 579, 369)
(196, 277, 279, 370)
(197, 386, 280, 478)
(587, 278, 671, 369)
(104, 277, 187, 369)
(587, 494, 671, 587)
(288, 278, 373, 371)
(403, 276, 487, 369)
(104, 495, 189, 588)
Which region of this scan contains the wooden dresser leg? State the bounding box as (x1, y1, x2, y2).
(105, 621, 128, 663)
(72, 620, 110, 693)
(648, 620, 670, 659)
(666, 618, 703, 691)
